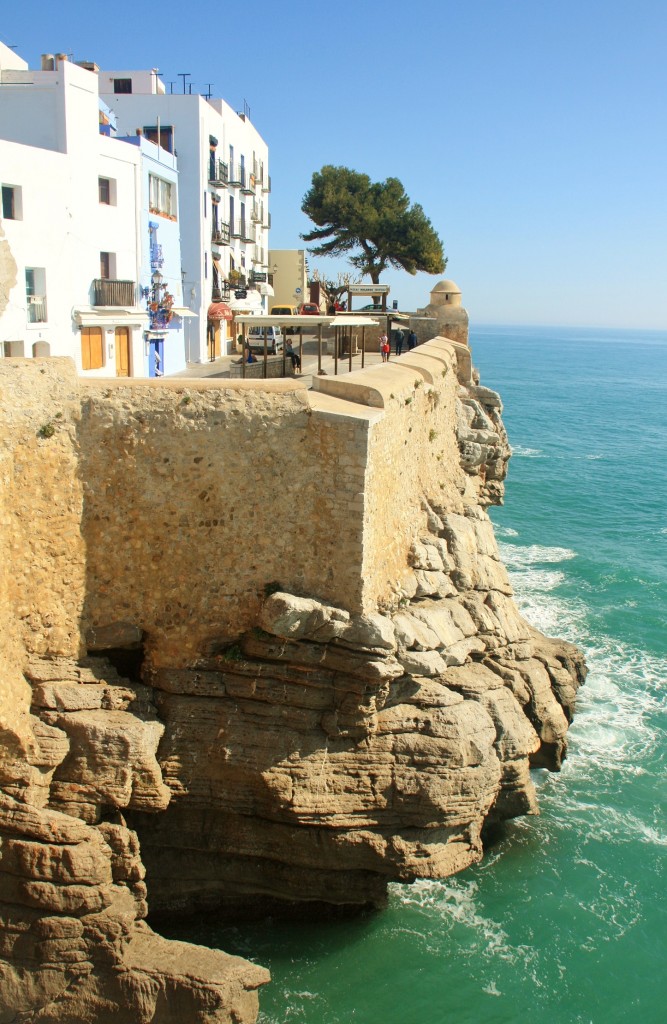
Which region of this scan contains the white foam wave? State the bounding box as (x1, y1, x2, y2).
(493, 524, 519, 538)
(390, 878, 518, 961)
(498, 542, 577, 570)
(510, 445, 543, 458)
(501, 543, 667, 851)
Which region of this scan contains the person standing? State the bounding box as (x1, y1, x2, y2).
(395, 328, 405, 356)
(379, 333, 389, 362)
(408, 329, 418, 350)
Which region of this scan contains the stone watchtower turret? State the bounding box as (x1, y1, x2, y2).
(417, 279, 469, 347)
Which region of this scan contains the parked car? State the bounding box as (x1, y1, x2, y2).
(299, 302, 320, 315)
(358, 303, 385, 311)
(270, 305, 299, 334)
(246, 325, 283, 354)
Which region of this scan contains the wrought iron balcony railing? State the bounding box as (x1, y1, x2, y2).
(92, 279, 136, 306)
(211, 221, 231, 245)
(208, 159, 229, 186)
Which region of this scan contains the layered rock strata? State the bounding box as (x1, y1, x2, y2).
(0, 341, 585, 1020)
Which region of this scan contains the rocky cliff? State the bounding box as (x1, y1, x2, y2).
(0, 340, 585, 1021)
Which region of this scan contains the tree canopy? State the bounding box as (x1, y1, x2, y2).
(301, 166, 446, 284)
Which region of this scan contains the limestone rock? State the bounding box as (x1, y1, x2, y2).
(259, 592, 349, 642)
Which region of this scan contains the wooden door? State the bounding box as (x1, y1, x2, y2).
(115, 327, 130, 377)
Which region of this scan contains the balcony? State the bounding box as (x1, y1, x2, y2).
(240, 170, 256, 195)
(263, 211, 272, 229)
(262, 175, 271, 194)
(208, 159, 229, 186)
(27, 295, 47, 323)
(212, 282, 231, 301)
(92, 278, 136, 306)
(211, 221, 231, 245)
(228, 163, 242, 187)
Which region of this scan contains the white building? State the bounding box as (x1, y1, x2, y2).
(99, 71, 271, 361)
(0, 44, 188, 377)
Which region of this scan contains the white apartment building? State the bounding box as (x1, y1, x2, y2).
(99, 71, 271, 360)
(0, 44, 188, 377)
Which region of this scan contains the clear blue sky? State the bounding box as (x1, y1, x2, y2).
(4, 0, 666, 328)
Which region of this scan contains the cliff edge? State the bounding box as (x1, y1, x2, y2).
(0, 340, 585, 1020)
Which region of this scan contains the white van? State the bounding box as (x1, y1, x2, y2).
(246, 324, 283, 354)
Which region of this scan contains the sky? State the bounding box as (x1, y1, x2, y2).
(3, 0, 666, 328)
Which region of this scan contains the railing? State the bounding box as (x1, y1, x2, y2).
(241, 170, 256, 194)
(228, 163, 242, 186)
(27, 295, 47, 323)
(208, 158, 229, 185)
(211, 221, 231, 245)
(231, 220, 255, 242)
(93, 279, 135, 306)
(262, 175, 271, 193)
(263, 211, 271, 228)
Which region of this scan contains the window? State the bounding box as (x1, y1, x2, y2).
(113, 78, 132, 94)
(99, 177, 110, 204)
(81, 327, 104, 370)
(149, 174, 176, 218)
(99, 252, 115, 279)
(25, 268, 47, 323)
(143, 125, 174, 153)
(2, 184, 22, 220)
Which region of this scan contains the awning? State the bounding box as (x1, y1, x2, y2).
(227, 292, 263, 312)
(207, 302, 233, 321)
(72, 306, 148, 328)
(171, 306, 198, 318)
(258, 282, 274, 297)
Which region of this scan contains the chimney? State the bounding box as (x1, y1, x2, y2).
(41, 54, 55, 70)
(55, 53, 68, 67)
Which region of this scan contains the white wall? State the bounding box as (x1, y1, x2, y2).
(0, 62, 148, 375)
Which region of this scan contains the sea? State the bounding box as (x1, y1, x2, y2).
(170, 325, 667, 1024)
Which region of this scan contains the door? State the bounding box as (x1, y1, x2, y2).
(149, 338, 164, 377)
(115, 327, 131, 377)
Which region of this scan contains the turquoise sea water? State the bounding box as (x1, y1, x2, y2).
(171, 326, 667, 1023)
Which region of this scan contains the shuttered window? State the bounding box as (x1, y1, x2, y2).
(81, 327, 104, 370)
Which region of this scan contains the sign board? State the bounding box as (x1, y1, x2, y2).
(348, 283, 390, 296)
(234, 290, 247, 299)
(295, 287, 302, 294)
(251, 272, 267, 283)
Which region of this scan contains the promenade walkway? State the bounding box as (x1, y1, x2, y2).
(169, 335, 390, 385)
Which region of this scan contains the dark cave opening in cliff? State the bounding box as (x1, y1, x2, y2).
(86, 642, 145, 683)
